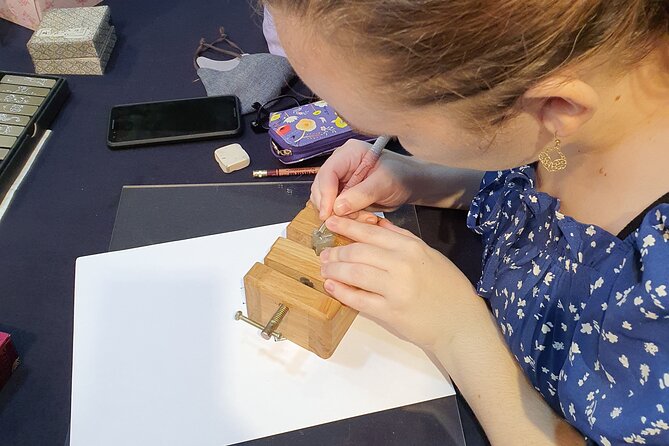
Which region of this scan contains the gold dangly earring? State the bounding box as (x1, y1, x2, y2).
(538, 133, 567, 172)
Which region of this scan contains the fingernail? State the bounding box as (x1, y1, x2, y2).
(320, 248, 330, 262)
(324, 280, 334, 293)
(334, 199, 350, 215)
(365, 216, 377, 224)
(326, 215, 338, 229)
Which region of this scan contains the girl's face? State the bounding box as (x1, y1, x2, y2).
(272, 8, 549, 171)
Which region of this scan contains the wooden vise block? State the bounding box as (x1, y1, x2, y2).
(241, 202, 358, 359)
(264, 237, 327, 294)
(286, 201, 353, 249)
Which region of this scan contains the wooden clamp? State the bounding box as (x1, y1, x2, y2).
(239, 202, 357, 359)
(285, 201, 353, 248)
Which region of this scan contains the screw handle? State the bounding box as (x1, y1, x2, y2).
(234, 311, 284, 341)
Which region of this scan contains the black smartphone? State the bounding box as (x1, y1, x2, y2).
(107, 95, 242, 148)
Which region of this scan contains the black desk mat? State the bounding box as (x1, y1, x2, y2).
(110, 182, 421, 250)
(109, 181, 467, 446)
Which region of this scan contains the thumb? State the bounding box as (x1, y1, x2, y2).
(333, 178, 381, 216)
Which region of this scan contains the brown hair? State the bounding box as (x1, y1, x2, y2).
(264, 0, 668, 128)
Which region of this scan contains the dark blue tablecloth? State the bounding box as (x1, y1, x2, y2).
(0, 2, 295, 443)
(0, 1, 487, 444)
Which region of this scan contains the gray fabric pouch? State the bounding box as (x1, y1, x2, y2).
(197, 53, 294, 114)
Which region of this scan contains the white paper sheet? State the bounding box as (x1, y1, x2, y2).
(71, 223, 455, 446)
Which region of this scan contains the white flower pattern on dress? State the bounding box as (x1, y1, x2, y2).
(467, 165, 669, 445)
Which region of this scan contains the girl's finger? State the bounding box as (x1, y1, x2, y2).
(323, 279, 386, 316)
(365, 205, 400, 213)
(325, 215, 404, 249)
(316, 143, 370, 219)
(356, 210, 380, 224)
(321, 261, 389, 296)
(378, 218, 420, 239)
(321, 243, 394, 271)
(310, 181, 323, 211)
(343, 210, 379, 224)
(314, 168, 341, 220)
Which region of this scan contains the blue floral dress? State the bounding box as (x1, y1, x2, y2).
(466, 165, 669, 445)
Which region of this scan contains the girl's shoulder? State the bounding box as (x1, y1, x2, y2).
(466, 164, 668, 298)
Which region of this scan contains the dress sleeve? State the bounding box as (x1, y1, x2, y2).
(561, 205, 669, 445)
(467, 166, 536, 237)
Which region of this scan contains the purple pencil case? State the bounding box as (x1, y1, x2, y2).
(268, 100, 371, 164)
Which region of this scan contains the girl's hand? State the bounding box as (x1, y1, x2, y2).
(319, 215, 479, 350)
(310, 139, 416, 221)
(321, 216, 585, 446)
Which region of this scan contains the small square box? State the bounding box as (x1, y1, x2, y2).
(0, 1, 103, 31)
(27, 6, 116, 75)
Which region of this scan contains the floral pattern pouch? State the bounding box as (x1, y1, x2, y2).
(268, 100, 371, 164)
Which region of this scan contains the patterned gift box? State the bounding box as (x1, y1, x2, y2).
(33, 25, 116, 75)
(26, 6, 116, 75)
(0, 0, 102, 31)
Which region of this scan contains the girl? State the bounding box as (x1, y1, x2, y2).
(265, 1, 669, 444)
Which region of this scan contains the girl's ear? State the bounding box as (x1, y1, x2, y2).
(522, 76, 599, 137)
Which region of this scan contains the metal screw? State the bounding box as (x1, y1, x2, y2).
(234, 310, 284, 341)
(261, 304, 289, 340)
